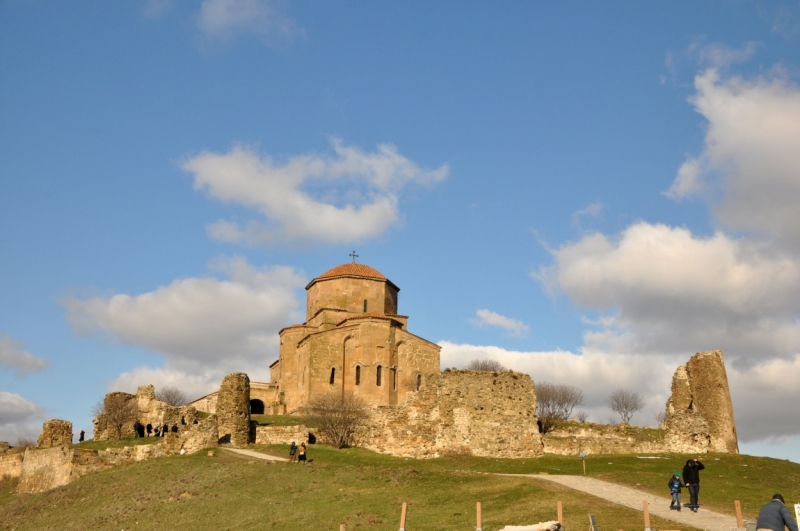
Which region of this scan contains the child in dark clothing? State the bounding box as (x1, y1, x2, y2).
(668, 471, 682, 511)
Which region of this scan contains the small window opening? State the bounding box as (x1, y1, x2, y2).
(392, 368, 397, 390)
(355, 365, 361, 385)
(376, 365, 382, 386)
(363, 299, 368, 312)
(329, 367, 336, 385)
(416, 374, 422, 391)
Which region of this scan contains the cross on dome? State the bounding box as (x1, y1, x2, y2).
(349, 250, 359, 263)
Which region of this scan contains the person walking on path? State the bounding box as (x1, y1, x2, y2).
(289, 441, 297, 462)
(682, 458, 705, 512)
(757, 494, 799, 531)
(298, 442, 307, 462)
(668, 471, 683, 511)
(79, 430, 85, 443)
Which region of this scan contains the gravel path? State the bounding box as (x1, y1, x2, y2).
(499, 474, 739, 531)
(222, 447, 289, 462)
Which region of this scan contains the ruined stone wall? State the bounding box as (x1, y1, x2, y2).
(37, 419, 73, 448)
(254, 425, 314, 445)
(363, 370, 543, 459)
(189, 392, 218, 414)
(94, 386, 200, 440)
(0, 450, 24, 478)
(17, 447, 76, 493)
(542, 423, 666, 455)
(179, 415, 219, 454)
(665, 350, 739, 454)
(217, 372, 250, 447)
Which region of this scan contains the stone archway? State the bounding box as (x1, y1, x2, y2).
(249, 399, 265, 415)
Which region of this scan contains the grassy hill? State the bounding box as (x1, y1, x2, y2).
(1, 443, 798, 531)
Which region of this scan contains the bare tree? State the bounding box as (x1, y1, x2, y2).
(94, 394, 138, 440)
(654, 410, 666, 427)
(536, 382, 585, 433)
(156, 386, 188, 406)
(607, 389, 645, 425)
(466, 359, 507, 372)
(307, 392, 369, 449)
(16, 438, 36, 448)
(576, 411, 588, 423)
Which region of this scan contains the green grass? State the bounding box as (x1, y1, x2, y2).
(2, 443, 797, 530)
(70, 435, 162, 451)
(250, 414, 319, 428)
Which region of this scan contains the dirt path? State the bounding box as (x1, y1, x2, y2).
(222, 447, 289, 462)
(500, 474, 739, 531)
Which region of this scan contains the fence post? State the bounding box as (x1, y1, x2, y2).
(340, 525, 345, 531)
(558, 501, 563, 524)
(477, 501, 483, 531)
(398, 501, 407, 531)
(643, 501, 651, 531)
(735, 500, 744, 530)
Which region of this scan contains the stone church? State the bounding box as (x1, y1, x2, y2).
(190, 261, 441, 415)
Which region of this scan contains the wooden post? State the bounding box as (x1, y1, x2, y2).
(583, 459, 586, 475)
(643, 501, 651, 531)
(340, 525, 345, 531)
(558, 501, 563, 524)
(477, 501, 483, 531)
(735, 500, 744, 528)
(399, 502, 407, 531)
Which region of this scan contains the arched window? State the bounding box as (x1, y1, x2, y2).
(329, 367, 336, 385)
(363, 299, 368, 312)
(249, 399, 265, 415)
(376, 365, 382, 386)
(355, 365, 361, 385)
(416, 374, 422, 391)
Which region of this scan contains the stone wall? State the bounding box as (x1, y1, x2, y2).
(542, 423, 666, 455)
(93, 386, 200, 441)
(217, 372, 250, 447)
(363, 370, 543, 459)
(179, 415, 219, 455)
(37, 419, 73, 448)
(254, 425, 314, 445)
(0, 450, 24, 478)
(664, 350, 739, 454)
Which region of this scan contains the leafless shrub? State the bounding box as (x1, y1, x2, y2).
(607, 389, 645, 424)
(307, 392, 368, 449)
(577, 411, 588, 423)
(156, 386, 188, 406)
(654, 410, 666, 427)
(93, 394, 138, 440)
(536, 382, 585, 433)
(466, 359, 507, 372)
(15, 438, 36, 448)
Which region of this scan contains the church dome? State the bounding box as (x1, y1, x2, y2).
(317, 263, 386, 280)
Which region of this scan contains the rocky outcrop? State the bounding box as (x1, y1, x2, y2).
(37, 419, 73, 448)
(217, 373, 251, 447)
(664, 350, 738, 454)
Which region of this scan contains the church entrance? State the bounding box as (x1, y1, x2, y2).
(249, 399, 265, 415)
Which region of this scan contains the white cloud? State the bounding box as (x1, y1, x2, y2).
(0, 392, 45, 443)
(143, 0, 174, 19)
(570, 201, 604, 231)
(63, 257, 304, 395)
(687, 40, 760, 69)
(196, 0, 303, 42)
(667, 68, 800, 246)
(471, 309, 530, 338)
(0, 335, 49, 377)
(183, 138, 448, 246)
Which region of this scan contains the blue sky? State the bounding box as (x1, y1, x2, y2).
(2, 0, 800, 460)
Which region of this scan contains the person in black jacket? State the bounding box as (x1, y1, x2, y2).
(682, 458, 705, 512)
(757, 494, 799, 531)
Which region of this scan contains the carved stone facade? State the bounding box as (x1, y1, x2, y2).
(37, 419, 73, 448)
(665, 350, 739, 454)
(217, 372, 250, 447)
(271, 263, 441, 414)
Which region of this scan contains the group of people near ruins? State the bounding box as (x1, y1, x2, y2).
(133, 421, 178, 438)
(666, 459, 798, 531)
(668, 458, 705, 512)
(288, 441, 307, 463)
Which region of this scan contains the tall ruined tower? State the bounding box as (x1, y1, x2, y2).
(664, 350, 739, 454)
